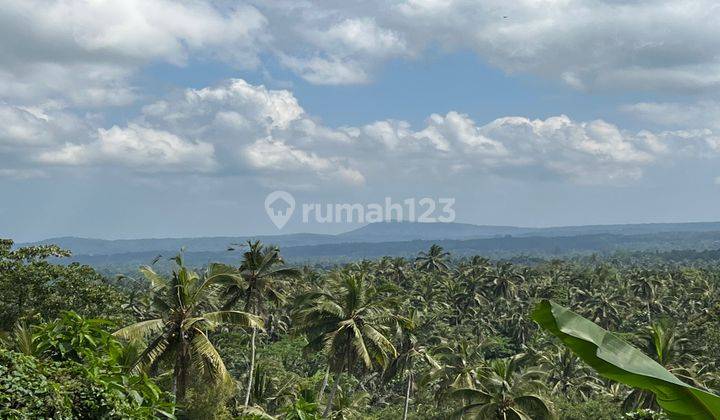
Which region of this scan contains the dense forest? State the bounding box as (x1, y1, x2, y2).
(2, 237, 720, 419)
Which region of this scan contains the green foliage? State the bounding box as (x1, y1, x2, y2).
(0, 349, 72, 418)
(5, 238, 720, 419)
(113, 254, 263, 404)
(33, 311, 120, 362)
(0, 312, 174, 419)
(533, 299, 720, 419)
(282, 396, 320, 420)
(183, 379, 235, 419)
(552, 395, 623, 420)
(0, 239, 130, 330)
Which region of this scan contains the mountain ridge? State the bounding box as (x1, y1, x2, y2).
(16, 220, 720, 257)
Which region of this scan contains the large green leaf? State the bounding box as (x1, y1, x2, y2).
(532, 299, 720, 419)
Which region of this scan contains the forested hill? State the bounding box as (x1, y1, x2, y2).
(20, 220, 720, 256)
(40, 228, 720, 272)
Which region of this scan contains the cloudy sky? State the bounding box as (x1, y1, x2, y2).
(3, 0, 720, 241)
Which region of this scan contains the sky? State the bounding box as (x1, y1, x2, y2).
(2, 0, 720, 242)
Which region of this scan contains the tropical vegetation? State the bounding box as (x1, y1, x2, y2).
(3, 237, 720, 419)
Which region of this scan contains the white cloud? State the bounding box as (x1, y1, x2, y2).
(0, 0, 267, 105)
(143, 79, 304, 130)
(392, 0, 720, 92)
(3, 0, 720, 98)
(253, 0, 720, 91)
(7, 78, 720, 187)
(38, 124, 217, 172)
(0, 102, 90, 160)
(278, 55, 371, 85)
(244, 138, 365, 185)
(266, 11, 411, 85)
(307, 18, 407, 58)
(623, 101, 720, 129)
(359, 112, 662, 184)
(139, 79, 365, 184)
(133, 79, 720, 186)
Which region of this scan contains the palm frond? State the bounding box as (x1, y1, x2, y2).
(140, 265, 168, 289)
(130, 330, 172, 374)
(189, 327, 230, 384)
(113, 318, 165, 341)
(200, 310, 264, 330)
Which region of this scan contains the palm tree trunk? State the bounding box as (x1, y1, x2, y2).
(402, 371, 413, 420)
(244, 327, 256, 406)
(318, 365, 330, 402)
(323, 370, 342, 418)
(174, 337, 189, 403)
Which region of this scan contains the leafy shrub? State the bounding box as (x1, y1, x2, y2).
(0, 312, 175, 418)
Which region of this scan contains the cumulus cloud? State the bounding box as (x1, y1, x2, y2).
(3, 0, 720, 101)
(244, 138, 366, 185)
(252, 0, 720, 91)
(67, 79, 720, 185)
(0, 102, 91, 178)
(138, 79, 365, 184)
(38, 124, 217, 172)
(277, 17, 409, 84)
(7, 78, 720, 187)
(0, 0, 267, 105)
(360, 112, 662, 184)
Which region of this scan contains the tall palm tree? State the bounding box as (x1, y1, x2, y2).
(294, 271, 396, 417)
(429, 339, 488, 400)
(573, 289, 624, 330)
(538, 346, 600, 400)
(223, 240, 300, 406)
(628, 270, 663, 324)
(415, 244, 450, 273)
(488, 262, 524, 301)
(113, 255, 263, 403)
(451, 354, 553, 419)
(382, 308, 440, 420)
(388, 257, 411, 286)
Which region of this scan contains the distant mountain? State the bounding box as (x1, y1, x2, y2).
(60, 230, 720, 271)
(337, 221, 527, 242)
(338, 220, 720, 242)
(22, 233, 338, 256)
(17, 220, 720, 259)
(521, 221, 720, 237)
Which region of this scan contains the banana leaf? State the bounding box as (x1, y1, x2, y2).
(532, 299, 720, 419)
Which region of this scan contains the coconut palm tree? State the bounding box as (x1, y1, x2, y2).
(429, 339, 488, 401)
(538, 346, 600, 400)
(382, 308, 440, 420)
(415, 244, 450, 273)
(113, 255, 263, 403)
(222, 240, 300, 406)
(573, 289, 624, 330)
(451, 354, 553, 419)
(628, 270, 663, 324)
(294, 270, 396, 417)
(488, 262, 524, 301)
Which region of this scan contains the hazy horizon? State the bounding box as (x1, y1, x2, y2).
(17, 218, 720, 243)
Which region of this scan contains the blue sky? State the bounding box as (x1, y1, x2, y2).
(2, 1, 720, 241)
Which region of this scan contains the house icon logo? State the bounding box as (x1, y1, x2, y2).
(264, 191, 295, 229)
